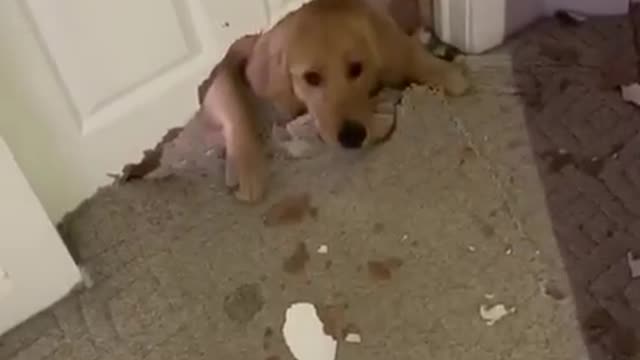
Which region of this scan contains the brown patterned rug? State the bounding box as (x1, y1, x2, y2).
(511, 10, 640, 359)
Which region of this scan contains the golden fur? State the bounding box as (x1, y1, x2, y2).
(201, 0, 469, 202)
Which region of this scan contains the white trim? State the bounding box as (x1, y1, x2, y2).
(433, 0, 451, 41)
(434, 0, 540, 54)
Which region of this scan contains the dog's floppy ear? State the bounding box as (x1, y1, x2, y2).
(245, 32, 293, 102)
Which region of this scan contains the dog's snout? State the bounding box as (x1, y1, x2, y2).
(338, 120, 366, 149)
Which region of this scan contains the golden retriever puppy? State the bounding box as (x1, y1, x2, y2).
(201, 0, 469, 202)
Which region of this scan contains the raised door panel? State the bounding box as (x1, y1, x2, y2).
(0, 1, 270, 221)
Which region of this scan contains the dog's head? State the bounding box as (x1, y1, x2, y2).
(246, 1, 387, 149)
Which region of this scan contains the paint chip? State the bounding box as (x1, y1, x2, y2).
(628, 252, 640, 278)
(480, 304, 515, 326)
(621, 83, 640, 107)
(317, 245, 328, 254)
(344, 332, 361, 344)
(341, 323, 361, 342)
(505, 246, 513, 255)
(283, 303, 337, 360)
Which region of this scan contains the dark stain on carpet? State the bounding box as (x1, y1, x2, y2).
(223, 283, 264, 324)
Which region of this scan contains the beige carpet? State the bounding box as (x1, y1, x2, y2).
(3, 15, 640, 360)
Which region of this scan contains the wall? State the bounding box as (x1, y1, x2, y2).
(544, 0, 629, 15)
(505, 0, 545, 33)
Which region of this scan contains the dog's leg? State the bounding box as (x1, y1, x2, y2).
(206, 67, 267, 202)
(373, 12, 469, 96)
(404, 37, 469, 95)
(201, 36, 267, 203)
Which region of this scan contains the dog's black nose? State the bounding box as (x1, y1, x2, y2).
(338, 120, 366, 149)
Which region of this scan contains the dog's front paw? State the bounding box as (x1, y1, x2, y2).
(226, 136, 267, 203)
(234, 168, 266, 203)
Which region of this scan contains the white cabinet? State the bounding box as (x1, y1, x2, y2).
(435, 0, 629, 54)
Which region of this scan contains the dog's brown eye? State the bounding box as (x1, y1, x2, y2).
(303, 71, 322, 87)
(347, 61, 363, 80)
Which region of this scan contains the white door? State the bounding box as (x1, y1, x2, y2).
(0, 136, 81, 335)
(0, 0, 308, 335)
(0, 0, 309, 224)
